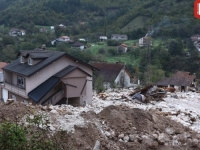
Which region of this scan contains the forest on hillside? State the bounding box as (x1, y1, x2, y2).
(0, 0, 200, 85)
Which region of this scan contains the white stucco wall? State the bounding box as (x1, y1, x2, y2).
(114, 68, 131, 88)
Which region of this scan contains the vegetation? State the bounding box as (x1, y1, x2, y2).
(0, 114, 73, 150)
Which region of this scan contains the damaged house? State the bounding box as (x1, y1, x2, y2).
(156, 71, 196, 92)
(0, 49, 97, 106)
(91, 62, 134, 89)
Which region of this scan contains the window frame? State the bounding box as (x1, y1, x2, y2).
(17, 76, 25, 89)
(28, 57, 33, 65)
(20, 55, 24, 63)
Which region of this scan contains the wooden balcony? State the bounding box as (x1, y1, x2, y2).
(4, 82, 26, 97)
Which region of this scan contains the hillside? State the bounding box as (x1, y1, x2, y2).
(0, 0, 196, 38)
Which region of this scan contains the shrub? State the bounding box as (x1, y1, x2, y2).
(107, 40, 121, 46)
(98, 48, 105, 54)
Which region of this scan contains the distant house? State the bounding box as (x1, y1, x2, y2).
(79, 38, 86, 42)
(50, 26, 55, 31)
(71, 41, 85, 50)
(0, 62, 8, 83)
(194, 41, 200, 51)
(0, 49, 97, 105)
(57, 36, 70, 42)
(9, 28, 26, 36)
(111, 34, 128, 41)
(191, 35, 200, 51)
(59, 24, 66, 28)
(99, 36, 108, 41)
(78, 20, 85, 25)
(156, 71, 196, 92)
(139, 36, 152, 47)
(191, 34, 200, 42)
(91, 62, 134, 89)
(39, 28, 47, 33)
(117, 44, 128, 53)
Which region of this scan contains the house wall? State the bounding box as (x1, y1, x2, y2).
(8, 91, 32, 103)
(26, 56, 92, 94)
(4, 71, 12, 83)
(115, 68, 131, 88)
(3, 55, 93, 105)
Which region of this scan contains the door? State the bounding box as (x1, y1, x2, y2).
(2, 88, 8, 102)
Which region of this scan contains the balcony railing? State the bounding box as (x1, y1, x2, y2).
(43, 89, 64, 105)
(4, 81, 26, 97)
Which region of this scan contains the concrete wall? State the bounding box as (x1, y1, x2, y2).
(8, 91, 32, 103)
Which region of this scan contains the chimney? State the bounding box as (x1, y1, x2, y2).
(41, 44, 46, 50)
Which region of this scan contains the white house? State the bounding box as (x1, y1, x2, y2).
(57, 36, 70, 42)
(139, 36, 152, 47)
(99, 36, 108, 41)
(91, 62, 134, 89)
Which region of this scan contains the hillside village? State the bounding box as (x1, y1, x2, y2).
(1, 0, 200, 149)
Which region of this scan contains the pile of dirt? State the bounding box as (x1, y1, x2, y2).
(0, 101, 37, 123)
(63, 105, 200, 150)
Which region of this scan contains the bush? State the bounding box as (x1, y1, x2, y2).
(108, 48, 117, 56)
(0, 114, 66, 150)
(98, 48, 105, 54)
(107, 40, 121, 46)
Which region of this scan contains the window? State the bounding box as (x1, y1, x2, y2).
(17, 76, 25, 88)
(20, 55, 24, 63)
(23, 100, 28, 104)
(11, 94, 16, 101)
(28, 58, 33, 65)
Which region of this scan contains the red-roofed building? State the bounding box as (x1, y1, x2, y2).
(117, 43, 128, 53)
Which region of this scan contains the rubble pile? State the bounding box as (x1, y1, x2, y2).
(1, 88, 200, 149)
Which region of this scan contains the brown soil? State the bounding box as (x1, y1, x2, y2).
(65, 105, 200, 150)
(0, 101, 200, 150)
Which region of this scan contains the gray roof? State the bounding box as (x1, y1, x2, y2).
(3, 49, 98, 77)
(54, 65, 91, 78)
(28, 65, 92, 103)
(3, 50, 65, 77)
(156, 71, 195, 86)
(28, 76, 60, 103)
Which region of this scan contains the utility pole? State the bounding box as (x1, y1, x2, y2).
(104, 10, 107, 36)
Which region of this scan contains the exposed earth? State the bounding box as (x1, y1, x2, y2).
(1, 88, 200, 149)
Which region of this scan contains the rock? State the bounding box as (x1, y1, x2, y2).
(191, 138, 199, 147)
(172, 135, 180, 146)
(105, 131, 111, 137)
(142, 135, 158, 149)
(158, 133, 169, 145)
(190, 117, 196, 122)
(50, 109, 58, 114)
(150, 141, 159, 149)
(123, 135, 129, 142)
(6, 99, 14, 105)
(165, 127, 175, 135)
(118, 133, 124, 139)
(93, 140, 100, 150)
(152, 134, 158, 140)
(129, 135, 135, 142)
